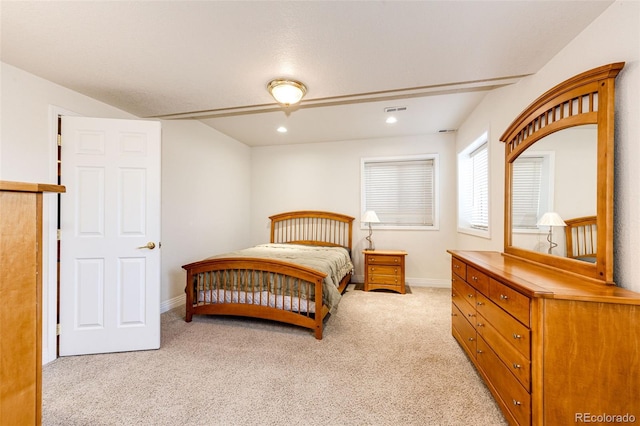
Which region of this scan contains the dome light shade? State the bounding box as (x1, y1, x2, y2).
(267, 79, 307, 106)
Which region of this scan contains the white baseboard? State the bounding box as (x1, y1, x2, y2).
(161, 294, 185, 313)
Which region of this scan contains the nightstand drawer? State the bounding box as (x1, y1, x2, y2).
(368, 274, 401, 285)
(367, 254, 404, 265)
(368, 265, 401, 276)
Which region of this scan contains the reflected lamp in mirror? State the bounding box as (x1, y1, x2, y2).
(537, 212, 567, 255)
(362, 210, 380, 251)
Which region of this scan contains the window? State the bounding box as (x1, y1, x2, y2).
(511, 152, 553, 230)
(361, 154, 438, 229)
(458, 132, 489, 237)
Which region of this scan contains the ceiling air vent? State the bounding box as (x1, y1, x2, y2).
(384, 106, 407, 113)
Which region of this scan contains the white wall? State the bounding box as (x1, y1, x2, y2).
(160, 120, 251, 308)
(0, 62, 252, 362)
(455, 0, 640, 291)
(250, 133, 457, 286)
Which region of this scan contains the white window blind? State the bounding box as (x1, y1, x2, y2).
(470, 143, 489, 229)
(363, 157, 435, 226)
(512, 156, 543, 229)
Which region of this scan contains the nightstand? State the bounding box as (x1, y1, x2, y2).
(362, 250, 407, 294)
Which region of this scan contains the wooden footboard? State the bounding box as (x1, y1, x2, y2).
(183, 257, 339, 339)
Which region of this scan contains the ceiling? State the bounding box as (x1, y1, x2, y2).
(1, 1, 613, 146)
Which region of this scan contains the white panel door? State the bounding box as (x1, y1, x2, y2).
(59, 117, 161, 356)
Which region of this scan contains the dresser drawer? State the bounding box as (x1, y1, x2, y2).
(467, 265, 489, 296)
(477, 312, 531, 391)
(452, 302, 477, 359)
(452, 274, 477, 313)
(477, 337, 531, 426)
(452, 289, 477, 327)
(451, 257, 467, 280)
(476, 293, 531, 359)
(489, 278, 531, 327)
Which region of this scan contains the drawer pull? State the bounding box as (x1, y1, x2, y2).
(477, 349, 483, 354)
(467, 313, 475, 318)
(477, 323, 484, 327)
(513, 333, 522, 339)
(468, 337, 475, 342)
(512, 363, 521, 369)
(467, 294, 474, 298)
(472, 276, 478, 281)
(476, 301, 484, 306)
(454, 264, 460, 269)
(513, 399, 522, 406)
(394, 259, 399, 263)
(500, 294, 509, 300)
(451, 313, 457, 316)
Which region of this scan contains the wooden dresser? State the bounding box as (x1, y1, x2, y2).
(449, 250, 640, 426)
(0, 181, 65, 425)
(363, 250, 407, 294)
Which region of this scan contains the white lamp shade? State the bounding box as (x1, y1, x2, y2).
(361, 210, 380, 223)
(537, 212, 566, 227)
(267, 80, 307, 105)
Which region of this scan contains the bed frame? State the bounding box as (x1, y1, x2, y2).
(564, 215, 597, 261)
(182, 211, 355, 339)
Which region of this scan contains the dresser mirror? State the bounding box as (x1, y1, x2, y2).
(501, 63, 624, 284)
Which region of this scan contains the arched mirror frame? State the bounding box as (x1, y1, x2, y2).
(501, 62, 624, 285)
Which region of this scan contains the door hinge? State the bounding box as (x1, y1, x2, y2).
(56, 324, 61, 336)
(57, 134, 62, 146)
(57, 229, 61, 240)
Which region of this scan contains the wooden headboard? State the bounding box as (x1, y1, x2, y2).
(269, 211, 355, 250)
(564, 216, 597, 261)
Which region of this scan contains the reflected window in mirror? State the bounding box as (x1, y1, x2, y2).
(510, 125, 596, 257)
(458, 131, 490, 238)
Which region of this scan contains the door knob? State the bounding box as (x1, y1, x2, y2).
(137, 242, 156, 250)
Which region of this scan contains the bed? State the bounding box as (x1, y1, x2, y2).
(564, 215, 597, 262)
(182, 211, 355, 339)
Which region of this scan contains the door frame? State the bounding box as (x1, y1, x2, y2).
(45, 105, 79, 364)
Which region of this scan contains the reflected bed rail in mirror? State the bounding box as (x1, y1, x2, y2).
(564, 216, 597, 262)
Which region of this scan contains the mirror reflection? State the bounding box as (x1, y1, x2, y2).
(510, 125, 597, 259)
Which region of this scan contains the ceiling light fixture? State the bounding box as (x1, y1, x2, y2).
(386, 116, 398, 124)
(267, 79, 307, 106)
(277, 126, 288, 133)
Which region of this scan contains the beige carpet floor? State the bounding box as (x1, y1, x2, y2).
(42, 286, 507, 425)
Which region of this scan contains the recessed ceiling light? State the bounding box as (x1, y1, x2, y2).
(277, 126, 288, 133)
(386, 116, 398, 124)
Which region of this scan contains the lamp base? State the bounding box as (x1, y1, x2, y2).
(366, 228, 375, 251)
